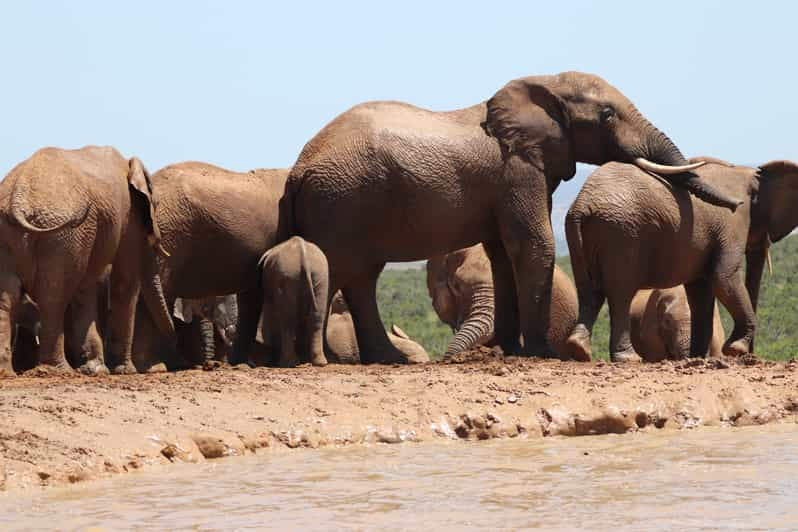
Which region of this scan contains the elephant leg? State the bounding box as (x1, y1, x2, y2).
(277, 324, 299, 368)
(342, 264, 404, 364)
(31, 266, 75, 372)
(69, 284, 108, 375)
(482, 239, 521, 353)
(684, 280, 715, 358)
(607, 287, 640, 363)
(198, 315, 216, 363)
(713, 269, 755, 357)
(106, 274, 141, 375)
(305, 282, 328, 368)
(496, 191, 556, 357)
(230, 289, 261, 366)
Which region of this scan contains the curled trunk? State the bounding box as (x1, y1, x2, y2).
(635, 115, 743, 210)
(198, 315, 215, 362)
(445, 284, 495, 357)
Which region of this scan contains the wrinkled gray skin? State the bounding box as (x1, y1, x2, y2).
(258, 237, 329, 367)
(172, 295, 238, 368)
(565, 159, 798, 362)
(281, 71, 739, 364)
(631, 287, 725, 362)
(427, 244, 578, 359)
(0, 146, 174, 377)
(131, 163, 287, 372)
(325, 291, 429, 364)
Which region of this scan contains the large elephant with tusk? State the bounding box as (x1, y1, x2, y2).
(280, 71, 740, 363)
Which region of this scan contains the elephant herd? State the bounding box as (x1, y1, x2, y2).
(0, 70, 794, 377)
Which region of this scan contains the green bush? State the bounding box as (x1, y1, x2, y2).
(377, 238, 798, 361)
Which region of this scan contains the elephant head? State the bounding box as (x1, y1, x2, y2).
(746, 160, 798, 312)
(654, 289, 692, 359)
(483, 72, 741, 209)
(427, 245, 494, 357)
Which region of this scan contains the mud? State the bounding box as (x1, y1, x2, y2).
(1, 348, 797, 494)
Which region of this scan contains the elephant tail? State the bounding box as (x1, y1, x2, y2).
(445, 284, 494, 357)
(298, 237, 318, 313)
(9, 175, 91, 233)
(276, 168, 307, 244)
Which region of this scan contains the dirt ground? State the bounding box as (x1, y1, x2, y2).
(1, 348, 797, 494)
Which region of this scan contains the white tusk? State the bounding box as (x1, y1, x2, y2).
(634, 158, 706, 175)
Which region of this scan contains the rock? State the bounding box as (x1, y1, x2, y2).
(192, 434, 238, 459)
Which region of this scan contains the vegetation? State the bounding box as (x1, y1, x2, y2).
(377, 237, 798, 361)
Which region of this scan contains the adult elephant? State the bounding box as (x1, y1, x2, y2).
(564, 158, 798, 362)
(427, 244, 578, 359)
(0, 146, 174, 376)
(630, 287, 724, 362)
(281, 71, 740, 362)
(131, 163, 288, 371)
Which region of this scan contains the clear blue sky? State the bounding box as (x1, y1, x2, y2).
(2, 1, 794, 185)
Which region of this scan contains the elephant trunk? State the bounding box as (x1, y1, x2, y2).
(633, 113, 742, 210)
(445, 284, 494, 357)
(139, 260, 175, 340)
(198, 315, 215, 362)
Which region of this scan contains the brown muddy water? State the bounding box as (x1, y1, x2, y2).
(2, 424, 797, 531)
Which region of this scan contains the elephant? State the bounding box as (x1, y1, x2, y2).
(0, 146, 174, 376)
(130, 162, 289, 371)
(280, 71, 740, 364)
(426, 244, 578, 358)
(630, 287, 725, 362)
(172, 295, 238, 368)
(325, 291, 429, 364)
(257, 236, 328, 367)
(564, 158, 798, 362)
(0, 244, 41, 374)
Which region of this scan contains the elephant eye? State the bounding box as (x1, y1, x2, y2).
(599, 106, 615, 123)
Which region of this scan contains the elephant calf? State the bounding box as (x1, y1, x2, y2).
(258, 236, 329, 367)
(325, 291, 429, 364)
(565, 158, 798, 362)
(631, 287, 724, 362)
(172, 295, 238, 369)
(427, 244, 579, 359)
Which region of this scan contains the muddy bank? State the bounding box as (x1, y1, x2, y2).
(1, 350, 797, 494)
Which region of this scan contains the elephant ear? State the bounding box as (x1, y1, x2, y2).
(128, 157, 166, 253)
(483, 78, 574, 179)
(172, 298, 193, 324)
(758, 160, 798, 243)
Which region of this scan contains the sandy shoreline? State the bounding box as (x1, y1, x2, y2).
(1, 350, 797, 494)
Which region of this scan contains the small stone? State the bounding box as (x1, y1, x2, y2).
(507, 395, 518, 404)
(37, 471, 51, 481)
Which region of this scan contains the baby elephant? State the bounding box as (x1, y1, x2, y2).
(631, 287, 725, 362)
(258, 237, 329, 367)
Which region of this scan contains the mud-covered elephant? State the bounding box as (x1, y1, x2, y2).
(0, 146, 174, 376)
(565, 158, 798, 362)
(172, 295, 238, 368)
(426, 244, 578, 358)
(131, 163, 288, 371)
(280, 71, 740, 364)
(631, 287, 724, 362)
(325, 291, 429, 364)
(257, 236, 328, 367)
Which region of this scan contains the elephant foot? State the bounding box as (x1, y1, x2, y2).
(146, 362, 168, 374)
(722, 339, 752, 358)
(111, 362, 138, 375)
(78, 359, 110, 376)
(310, 353, 329, 367)
(37, 361, 75, 375)
(563, 326, 592, 362)
(0, 366, 17, 379)
(610, 350, 642, 363)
